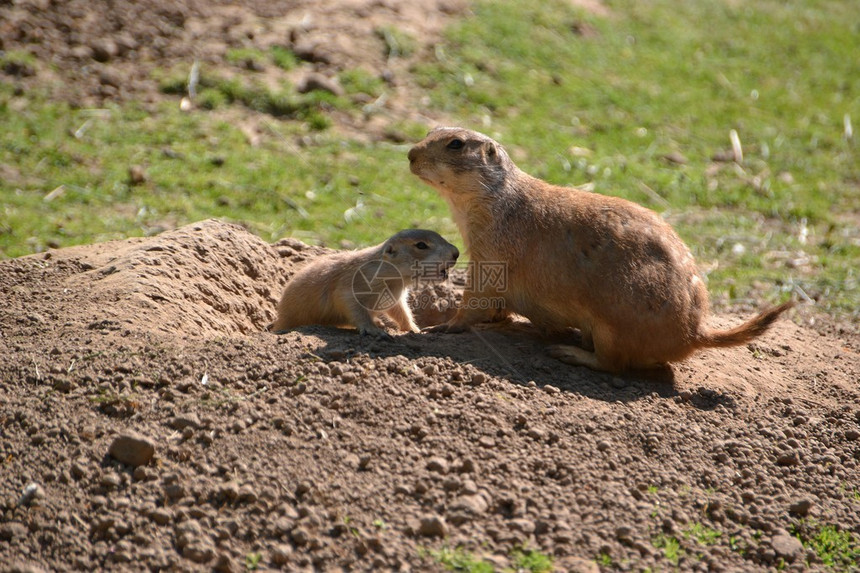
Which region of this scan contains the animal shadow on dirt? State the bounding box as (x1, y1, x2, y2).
(287, 322, 738, 412)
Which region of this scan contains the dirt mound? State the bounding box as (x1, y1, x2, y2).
(1, 220, 859, 571)
(0, 0, 466, 134)
(18, 219, 299, 338)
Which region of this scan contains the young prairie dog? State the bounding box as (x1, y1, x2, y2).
(268, 229, 459, 337)
(407, 127, 794, 373)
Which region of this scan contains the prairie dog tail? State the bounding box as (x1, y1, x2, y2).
(697, 301, 795, 349)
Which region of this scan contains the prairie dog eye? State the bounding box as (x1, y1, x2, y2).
(446, 139, 464, 150)
(415, 241, 429, 250)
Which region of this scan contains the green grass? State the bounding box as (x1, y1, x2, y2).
(159, 66, 338, 124)
(793, 523, 859, 569)
(0, 89, 444, 253)
(340, 68, 386, 99)
(244, 552, 262, 570)
(376, 25, 418, 58)
(424, 546, 494, 573)
(509, 548, 553, 573)
(0, 50, 37, 75)
(1, 0, 858, 318)
(683, 523, 722, 546)
(270, 46, 298, 71)
(652, 533, 682, 565)
(728, 535, 748, 557)
(421, 545, 554, 572)
(225, 47, 267, 69)
(596, 552, 613, 567)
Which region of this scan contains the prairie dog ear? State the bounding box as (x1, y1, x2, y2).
(484, 141, 500, 162)
(385, 243, 396, 257)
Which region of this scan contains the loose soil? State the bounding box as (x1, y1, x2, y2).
(2, 1, 860, 571)
(2, 219, 859, 572)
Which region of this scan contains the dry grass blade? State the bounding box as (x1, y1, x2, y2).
(729, 129, 743, 164)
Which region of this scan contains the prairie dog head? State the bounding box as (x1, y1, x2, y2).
(382, 229, 459, 281)
(407, 127, 513, 198)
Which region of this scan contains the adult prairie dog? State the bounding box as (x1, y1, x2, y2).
(269, 229, 459, 337)
(407, 127, 793, 372)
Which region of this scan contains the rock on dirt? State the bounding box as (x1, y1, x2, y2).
(108, 432, 156, 467)
(296, 72, 344, 97)
(417, 515, 449, 538)
(0, 522, 29, 541)
(788, 498, 813, 517)
(770, 530, 805, 563)
(17, 483, 45, 507)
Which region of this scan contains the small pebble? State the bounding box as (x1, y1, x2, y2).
(527, 427, 546, 441)
(169, 415, 201, 430)
(341, 372, 357, 383)
(108, 432, 156, 467)
(776, 451, 800, 467)
(509, 518, 535, 534)
(291, 526, 310, 546)
(771, 531, 804, 563)
(417, 515, 448, 538)
(18, 482, 45, 507)
(0, 522, 29, 541)
(128, 165, 147, 185)
(295, 72, 345, 97)
(100, 473, 121, 488)
(237, 485, 258, 504)
(478, 436, 496, 448)
(788, 499, 812, 517)
(271, 544, 292, 565)
(450, 494, 488, 516)
(426, 457, 449, 474)
(149, 508, 172, 526)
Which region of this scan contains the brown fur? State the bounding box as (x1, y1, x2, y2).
(269, 229, 459, 337)
(407, 127, 794, 372)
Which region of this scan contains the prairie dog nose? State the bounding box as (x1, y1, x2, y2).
(407, 147, 417, 163)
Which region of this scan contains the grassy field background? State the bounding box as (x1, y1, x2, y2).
(1, 0, 857, 317)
